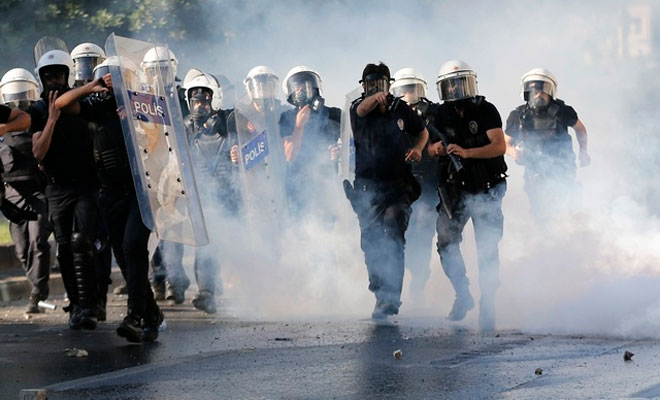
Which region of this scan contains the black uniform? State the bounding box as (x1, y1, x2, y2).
(29, 97, 99, 325)
(506, 99, 579, 219)
(431, 96, 507, 330)
(279, 105, 341, 215)
(0, 105, 51, 303)
(78, 94, 161, 333)
(404, 99, 438, 299)
(348, 96, 423, 314)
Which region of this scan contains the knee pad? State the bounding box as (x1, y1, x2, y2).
(71, 232, 94, 254)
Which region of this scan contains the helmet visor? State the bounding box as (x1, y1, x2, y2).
(74, 57, 102, 83)
(523, 80, 554, 100)
(144, 64, 174, 85)
(0, 81, 39, 102)
(437, 75, 478, 101)
(286, 72, 321, 106)
(246, 75, 278, 100)
(392, 83, 426, 105)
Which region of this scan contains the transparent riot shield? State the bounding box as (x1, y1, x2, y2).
(104, 33, 208, 246)
(233, 93, 287, 228)
(338, 87, 362, 182)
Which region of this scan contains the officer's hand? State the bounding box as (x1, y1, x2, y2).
(204, 114, 221, 133)
(103, 73, 113, 89)
(230, 145, 239, 164)
(90, 76, 109, 94)
(447, 143, 468, 159)
(428, 141, 446, 157)
(579, 150, 591, 167)
(295, 105, 311, 130)
(372, 92, 389, 107)
(329, 144, 339, 161)
(48, 91, 61, 122)
(405, 148, 422, 162)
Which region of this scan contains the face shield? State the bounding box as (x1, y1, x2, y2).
(188, 87, 212, 122)
(286, 72, 321, 107)
(246, 74, 278, 101)
(73, 56, 103, 85)
(523, 80, 553, 109)
(437, 75, 478, 102)
(362, 74, 390, 96)
(392, 83, 425, 105)
(2, 94, 33, 110)
(144, 64, 175, 87)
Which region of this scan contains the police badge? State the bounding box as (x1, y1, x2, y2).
(469, 120, 478, 134)
(397, 118, 404, 131)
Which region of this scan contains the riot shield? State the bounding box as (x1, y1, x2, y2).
(104, 33, 208, 246)
(338, 87, 362, 182)
(233, 93, 287, 228)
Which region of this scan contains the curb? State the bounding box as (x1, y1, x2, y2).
(0, 268, 124, 303)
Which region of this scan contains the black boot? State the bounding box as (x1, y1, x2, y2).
(192, 291, 216, 314)
(142, 303, 164, 342)
(72, 233, 98, 330)
(117, 312, 143, 343)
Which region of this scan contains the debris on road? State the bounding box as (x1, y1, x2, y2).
(64, 348, 88, 358)
(393, 349, 403, 360)
(535, 368, 543, 375)
(624, 351, 634, 362)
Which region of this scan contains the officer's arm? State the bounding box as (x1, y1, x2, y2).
(356, 93, 388, 117)
(572, 119, 590, 166)
(464, 128, 506, 159)
(414, 128, 429, 153)
(0, 109, 31, 136)
(573, 119, 587, 152)
(283, 105, 310, 162)
(33, 92, 60, 161)
(55, 76, 109, 115)
(503, 133, 519, 158)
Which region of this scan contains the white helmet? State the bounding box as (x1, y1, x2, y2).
(183, 68, 223, 111)
(141, 46, 178, 84)
(93, 56, 140, 91)
(521, 67, 557, 101)
(436, 60, 478, 102)
(0, 68, 40, 107)
(390, 67, 427, 105)
(70, 42, 106, 85)
(34, 37, 74, 89)
(244, 65, 279, 100)
(282, 66, 323, 106)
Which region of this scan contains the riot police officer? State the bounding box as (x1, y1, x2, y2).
(390, 67, 436, 303)
(181, 68, 240, 313)
(30, 37, 99, 330)
(345, 62, 428, 320)
(70, 42, 106, 87)
(427, 60, 507, 332)
(0, 68, 51, 313)
(504, 68, 589, 221)
(279, 66, 341, 215)
(54, 56, 164, 342)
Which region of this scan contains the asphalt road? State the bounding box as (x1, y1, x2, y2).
(2, 294, 659, 400)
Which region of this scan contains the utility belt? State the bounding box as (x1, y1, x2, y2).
(448, 174, 506, 194)
(46, 174, 95, 186)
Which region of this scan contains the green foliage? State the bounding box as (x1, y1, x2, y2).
(0, 0, 215, 74)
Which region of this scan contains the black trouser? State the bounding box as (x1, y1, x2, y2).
(435, 181, 506, 301)
(5, 182, 51, 298)
(45, 183, 98, 309)
(354, 182, 413, 308)
(404, 182, 437, 297)
(95, 191, 113, 302)
(98, 185, 156, 318)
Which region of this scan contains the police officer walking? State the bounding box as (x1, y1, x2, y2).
(346, 62, 428, 320)
(0, 79, 49, 313)
(0, 69, 51, 314)
(390, 67, 437, 303)
(181, 68, 241, 313)
(504, 68, 589, 221)
(279, 66, 341, 215)
(54, 57, 164, 342)
(428, 60, 507, 332)
(30, 37, 99, 329)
